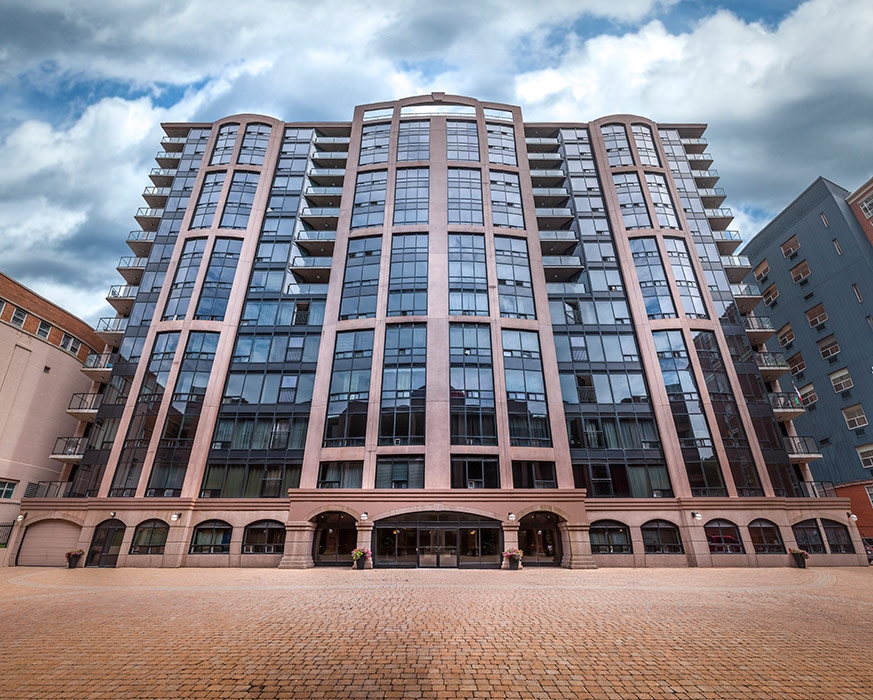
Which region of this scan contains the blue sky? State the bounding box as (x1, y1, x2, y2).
(1, 0, 871, 325)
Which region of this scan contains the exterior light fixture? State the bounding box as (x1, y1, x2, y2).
(170, 512, 182, 522)
(508, 512, 516, 521)
(691, 511, 702, 520)
(848, 512, 858, 521)
(109, 511, 116, 518)
(361, 512, 368, 521)
(16, 513, 26, 522)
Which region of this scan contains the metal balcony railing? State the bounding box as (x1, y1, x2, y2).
(783, 435, 820, 455)
(769, 392, 804, 411)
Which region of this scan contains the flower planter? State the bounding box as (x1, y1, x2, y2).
(355, 559, 365, 570)
(67, 555, 81, 569)
(508, 558, 520, 571)
(792, 552, 807, 569)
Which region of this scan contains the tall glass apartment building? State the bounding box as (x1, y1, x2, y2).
(11, 94, 866, 569)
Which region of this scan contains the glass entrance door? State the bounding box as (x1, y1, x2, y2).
(86, 519, 126, 568)
(418, 528, 458, 568)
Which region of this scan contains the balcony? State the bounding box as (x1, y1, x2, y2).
(536, 208, 574, 229)
(793, 480, 836, 498)
(115, 256, 148, 285)
(313, 135, 350, 151)
(529, 170, 565, 186)
(783, 436, 823, 462)
(149, 168, 176, 187)
(687, 152, 714, 169)
(546, 281, 588, 296)
(106, 285, 138, 315)
(769, 392, 806, 421)
(730, 283, 762, 314)
(303, 187, 343, 206)
(698, 187, 726, 208)
(160, 136, 186, 152)
(50, 437, 87, 463)
(135, 207, 163, 231)
(527, 152, 564, 167)
(691, 169, 720, 188)
(142, 186, 169, 208)
(299, 207, 340, 229)
(532, 188, 570, 206)
(742, 315, 775, 344)
(81, 352, 115, 383)
(289, 256, 332, 283)
(126, 230, 156, 257)
(290, 229, 334, 257)
(525, 136, 560, 152)
(284, 282, 330, 297)
(713, 229, 742, 255)
(67, 393, 102, 422)
(307, 168, 345, 185)
(754, 351, 789, 381)
(680, 137, 708, 153)
(95, 316, 128, 344)
(539, 230, 579, 255)
(154, 151, 181, 168)
(22, 481, 74, 499)
(705, 207, 733, 231)
(310, 150, 348, 166)
(541, 255, 585, 282)
(720, 255, 752, 283)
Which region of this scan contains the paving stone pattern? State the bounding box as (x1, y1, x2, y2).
(2, 566, 873, 699)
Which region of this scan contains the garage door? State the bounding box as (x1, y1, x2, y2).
(17, 520, 81, 566)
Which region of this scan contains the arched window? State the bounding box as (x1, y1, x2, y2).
(822, 519, 855, 554)
(130, 519, 169, 555)
(243, 520, 286, 554)
(748, 519, 785, 554)
(589, 520, 632, 554)
(791, 519, 826, 554)
(190, 520, 232, 554)
(704, 519, 744, 554)
(641, 520, 683, 554)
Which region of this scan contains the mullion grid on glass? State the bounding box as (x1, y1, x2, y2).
(630, 238, 676, 319)
(490, 171, 524, 229)
(449, 324, 497, 445)
(387, 234, 428, 316)
(494, 236, 534, 319)
(379, 324, 426, 445)
(631, 124, 661, 167)
(447, 120, 479, 161)
(339, 237, 381, 320)
(664, 237, 708, 319)
(162, 238, 207, 320)
(486, 122, 517, 166)
(613, 172, 651, 229)
(210, 125, 238, 165)
(646, 173, 679, 229)
(194, 238, 243, 320)
(601, 124, 634, 167)
(397, 121, 430, 162)
(351, 170, 387, 229)
(359, 123, 390, 166)
(502, 329, 551, 447)
(447, 168, 483, 225)
(237, 123, 271, 166)
(323, 330, 374, 447)
(190, 172, 226, 229)
(448, 234, 488, 316)
(393, 168, 429, 225)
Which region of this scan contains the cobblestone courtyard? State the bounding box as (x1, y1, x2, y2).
(2, 565, 872, 699)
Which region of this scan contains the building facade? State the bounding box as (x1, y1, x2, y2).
(742, 177, 873, 487)
(0, 273, 102, 554)
(7, 94, 865, 569)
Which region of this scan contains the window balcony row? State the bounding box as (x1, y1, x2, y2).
(106, 285, 137, 315)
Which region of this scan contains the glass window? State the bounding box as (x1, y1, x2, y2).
(375, 457, 425, 489)
(776, 324, 794, 347)
(490, 171, 524, 229)
(857, 445, 873, 469)
(447, 120, 479, 161)
(351, 170, 387, 229)
(237, 123, 271, 166)
(219, 171, 260, 229)
(664, 237, 707, 318)
(451, 456, 500, 489)
(860, 194, 873, 219)
(0, 480, 16, 499)
(194, 238, 243, 320)
(323, 330, 374, 447)
(317, 461, 363, 489)
(753, 260, 769, 282)
(704, 519, 745, 553)
(511, 461, 557, 488)
(339, 237, 381, 320)
(163, 238, 207, 320)
(630, 238, 675, 319)
(210, 124, 239, 165)
(817, 335, 840, 359)
(631, 124, 660, 166)
(397, 121, 429, 161)
(447, 168, 483, 225)
(787, 352, 806, 376)
(646, 173, 679, 228)
(613, 172, 650, 229)
(805, 303, 828, 327)
(762, 284, 779, 307)
(792, 518, 825, 554)
(842, 404, 868, 430)
(387, 234, 428, 317)
(448, 234, 488, 316)
(449, 323, 497, 445)
(130, 519, 169, 554)
(10, 307, 26, 327)
(748, 519, 785, 554)
(822, 519, 855, 554)
(494, 236, 534, 319)
(242, 520, 286, 553)
(830, 368, 854, 393)
(189, 520, 232, 554)
(790, 260, 811, 284)
(601, 124, 634, 167)
(589, 520, 632, 553)
(393, 168, 429, 225)
(190, 172, 226, 229)
(503, 330, 551, 447)
(359, 122, 390, 165)
(379, 324, 427, 446)
(486, 122, 516, 166)
(36, 320, 52, 339)
(798, 383, 817, 407)
(641, 520, 683, 553)
(780, 235, 800, 257)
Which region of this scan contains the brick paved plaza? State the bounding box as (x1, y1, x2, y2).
(2, 565, 873, 699)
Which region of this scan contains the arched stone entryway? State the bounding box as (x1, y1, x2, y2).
(518, 511, 563, 565)
(311, 511, 358, 565)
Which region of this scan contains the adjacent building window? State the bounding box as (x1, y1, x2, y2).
(375, 457, 425, 489)
(502, 329, 551, 447)
(842, 404, 868, 430)
(853, 283, 863, 303)
(762, 284, 779, 307)
(317, 461, 363, 489)
(859, 194, 873, 219)
(194, 238, 243, 320)
(190, 172, 226, 229)
(397, 121, 430, 161)
(447, 120, 479, 161)
(494, 236, 535, 319)
(601, 124, 634, 167)
(448, 233, 489, 316)
(189, 520, 232, 554)
(210, 124, 239, 165)
(486, 122, 517, 166)
(379, 324, 426, 446)
(130, 519, 169, 554)
(323, 330, 374, 447)
(805, 303, 827, 328)
(61, 333, 81, 354)
(777, 324, 795, 347)
(359, 123, 391, 165)
(829, 368, 854, 393)
(780, 235, 800, 257)
(490, 171, 524, 228)
(10, 307, 26, 327)
(201, 460, 302, 497)
(449, 323, 497, 445)
(753, 260, 769, 282)
(630, 238, 675, 319)
(858, 446, 873, 470)
(351, 170, 388, 229)
(816, 335, 840, 360)
(393, 168, 429, 225)
(447, 168, 483, 225)
(0, 480, 16, 499)
(798, 383, 817, 407)
(339, 237, 381, 319)
(36, 320, 52, 339)
(641, 520, 683, 553)
(787, 352, 806, 376)
(387, 234, 428, 316)
(833, 238, 843, 255)
(790, 260, 811, 284)
(219, 171, 260, 229)
(451, 456, 500, 489)
(237, 123, 271, 166)
(613, 172, 651, 229)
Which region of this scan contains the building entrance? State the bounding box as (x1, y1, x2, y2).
(374, 511, 502, 568)
(86, 519, 126, 568)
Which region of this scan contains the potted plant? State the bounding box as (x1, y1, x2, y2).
(65, 549, 84, 569)
(790, 548, 809, 568)
(351, 548, 371, 570)
(503, 547, 523, 570)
